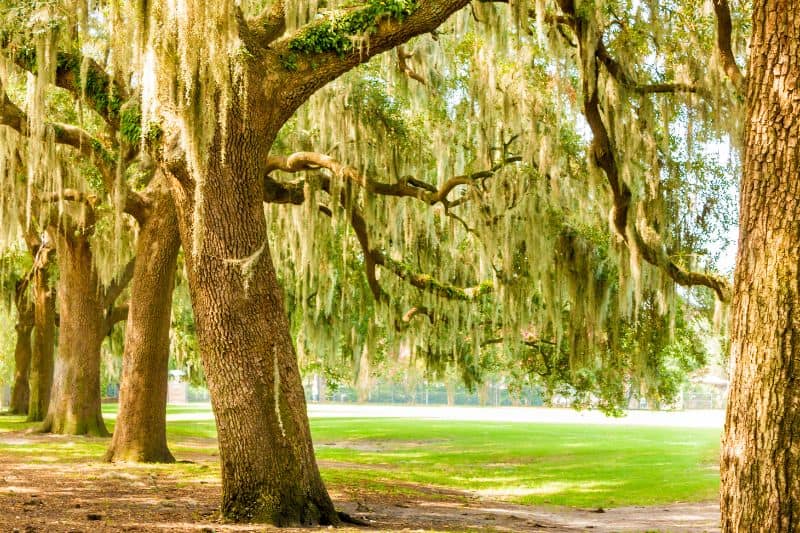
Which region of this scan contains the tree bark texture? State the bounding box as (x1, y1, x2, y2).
(9, 320, 32, 415)
(28, 245, 56, 422)
(27, 245, 56, 422)
(106, 177, 180, 462)
(167, 100, 337, 525)
(721, 2, 800, 531)
(40, 232, 108, 436)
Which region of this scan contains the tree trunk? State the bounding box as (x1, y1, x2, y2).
(9, 321, 32, 415)
(720, 2, 800, 530)
(166, 110, 337, 525)
(446, 380, 456, 407)
(106, 178, 180, 462)
(27, 245, 56, 422)
(40, 232, 108, 436)
(355, 345, 370, 404)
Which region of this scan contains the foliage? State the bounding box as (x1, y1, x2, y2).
(0, 0, 744, 412)
(289, 0, 419, 56)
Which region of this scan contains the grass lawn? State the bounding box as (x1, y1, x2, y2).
(0, 405, 721, 510)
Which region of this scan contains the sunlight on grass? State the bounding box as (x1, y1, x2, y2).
(1, 406, 722, 509)
(476, 480, 618, 498)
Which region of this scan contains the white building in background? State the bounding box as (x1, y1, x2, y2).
(168, 369, 188, 404)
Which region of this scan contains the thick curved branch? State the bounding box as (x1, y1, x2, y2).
(711, 0, 746, 94)
(105, 305, 130, 333)
(14, 49, 128, 130)
(0, 82, 148, 222)
(557, 4, 732, 302)
(342, 202, 386, 303)
(266, 151, 520, 207)
(296, 178, 494, 303)
(632, 220, 731, 302)
(268, 0, 471, 116)
(103, 257, 136, 308)
(246, 0, 286, 47)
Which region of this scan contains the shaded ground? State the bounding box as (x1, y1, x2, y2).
(0, 431, 719, 533)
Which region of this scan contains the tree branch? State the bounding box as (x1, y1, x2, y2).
(103, 257, 136, 308)
(312, 183, 494, 303)
(0, 81, 148, 222)
(267, 0, 471, 116)
(105, 305, 130, 332)
(246, 0, 286, 46)
(397, 46, 427, 85)
(556, 3, 732, 302)
(711, 0, 746, 94)
(13, 49, 128, 130)
(595, 40, 706, 97)
(266, 151, 521, 206)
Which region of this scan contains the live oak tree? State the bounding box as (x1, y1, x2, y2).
(4, 4, 178, 448)
(3, 0, 789, 530)
(719, 1, 800, 531)
(122, 0, 734, 523)
(2, 0, 732, 525)
(2, 246, 32, 415)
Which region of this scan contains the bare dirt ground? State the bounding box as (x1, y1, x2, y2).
(0, 431, 719, 533)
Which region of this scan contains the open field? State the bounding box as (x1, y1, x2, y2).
(0, 405, 722, 532)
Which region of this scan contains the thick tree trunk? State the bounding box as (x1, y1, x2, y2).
(167, 109, 337, 525)
(27, 248, 56, 422)
(9, 321, 32, 415)
(40, 232, 108, 436)
(720, 2, 800, 530)
(106, 179, 180, 462)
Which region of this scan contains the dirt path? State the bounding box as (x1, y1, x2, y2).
(0, 432, 719, 532)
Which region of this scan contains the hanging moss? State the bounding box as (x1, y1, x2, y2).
(288, 0, 419, 56)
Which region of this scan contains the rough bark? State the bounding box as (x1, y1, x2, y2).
(166, 100, 338, 525)
(27, 245, 56, 422)
(720, 2, 800, 531)
(40, 231, 108, 437)
(153, 1, 478, 524)
(105, 176, 180, 463)
(9, 319, 32, 415)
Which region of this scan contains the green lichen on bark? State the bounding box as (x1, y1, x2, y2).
(382, 255, 492, 301)
(120, 105, 142, 144)
(288, 0, 419, 56)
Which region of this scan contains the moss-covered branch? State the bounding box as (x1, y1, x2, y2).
(555, 3, 733, 303)
(13, 49, 129, 131)
(266, 0, 472, 119)
(266, 151, 521, 207)
(0, 82, 148, 222)
(711, 0, 746, 94)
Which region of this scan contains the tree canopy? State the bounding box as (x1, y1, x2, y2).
(0, 0, 768, 527)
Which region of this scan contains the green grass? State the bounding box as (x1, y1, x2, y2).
(0, 406, 721, 509)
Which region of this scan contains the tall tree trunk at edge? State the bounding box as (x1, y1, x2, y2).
(167, 114, 337, 525)
(721, 1, 800, 530)
(106, 178, 180, 462)
(27, 244, 56, 422)
(40, 232, 108, 436)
